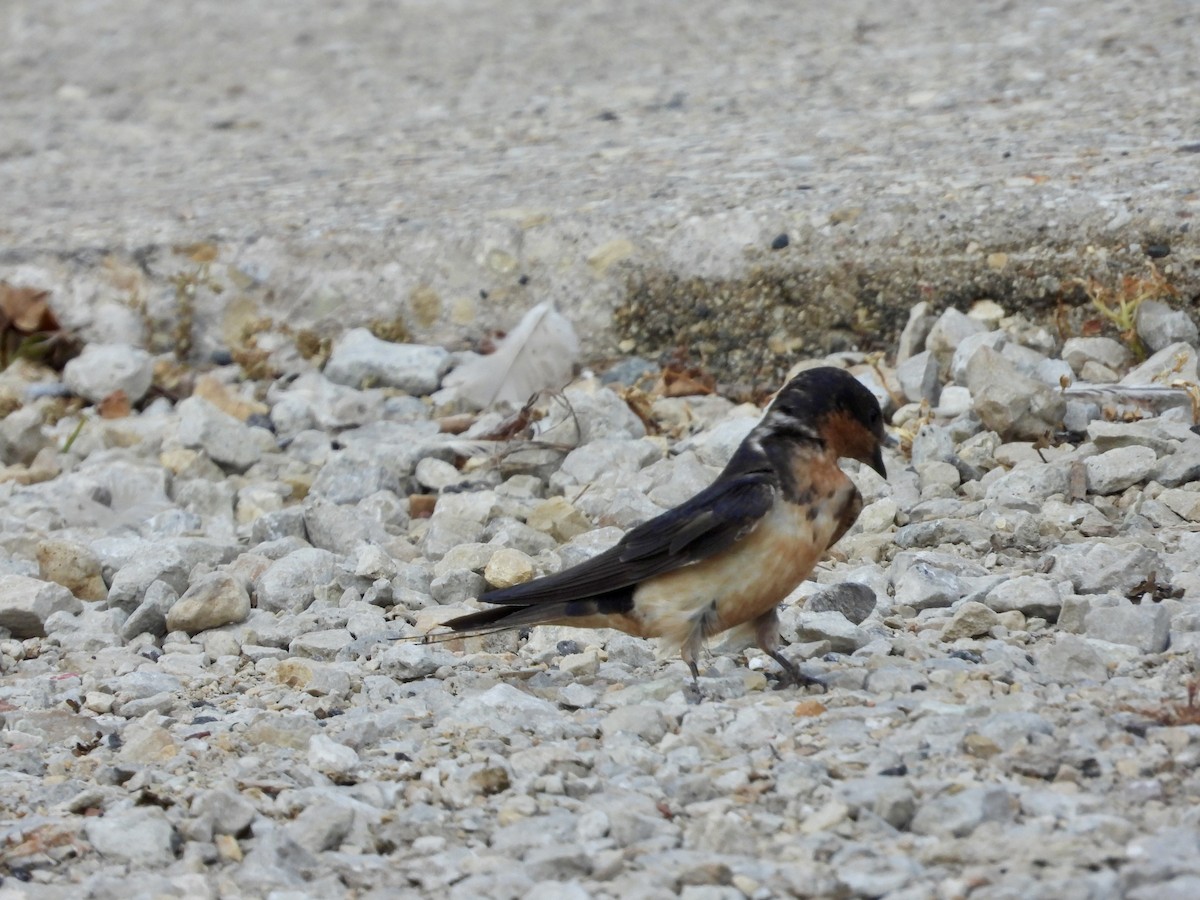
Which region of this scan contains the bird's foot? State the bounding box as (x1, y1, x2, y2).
(772, 671, 827, 692)
(684, 659, 705, 704)
(769, 652, 827, 693)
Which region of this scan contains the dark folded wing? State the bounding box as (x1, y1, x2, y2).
(480, 471, 777, 606)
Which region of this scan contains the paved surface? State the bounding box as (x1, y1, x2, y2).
(1, 0, 1197, 369)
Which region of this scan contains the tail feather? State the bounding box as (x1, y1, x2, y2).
(410, 587, 636, 643)
(409, 621, 531, 645)
(445, 601, 578, 632)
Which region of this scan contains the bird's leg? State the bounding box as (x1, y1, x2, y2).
(753, 608, 826, 691)
(681, 634, 705, 705)
(682, 659, 704, 705)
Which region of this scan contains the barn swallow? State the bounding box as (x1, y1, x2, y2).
(431, 366, 889, 691)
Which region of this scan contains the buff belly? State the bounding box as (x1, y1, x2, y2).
(619, 496, 847, 650)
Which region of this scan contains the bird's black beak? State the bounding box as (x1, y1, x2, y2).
(869, 445, 887, 479)
(870, 431, 895, 479)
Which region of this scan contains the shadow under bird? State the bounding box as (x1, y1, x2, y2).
(428, 366, 889, 690)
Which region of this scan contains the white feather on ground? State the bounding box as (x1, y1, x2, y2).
(442, 302, 580, 408)
(59, 471, 173, 530)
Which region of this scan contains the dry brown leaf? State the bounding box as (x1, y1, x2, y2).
(1122, 678, 1200, 727)
(0, 282, 58, 333)
(616, 385, 658, 434)
(97, 390, 132, 419)
(475, 395, 543, 440)
(0, 282, 79, 371)
(793, 699, 827, 717)
(655, 365, 716, 398)
(409, 494, 437, 518)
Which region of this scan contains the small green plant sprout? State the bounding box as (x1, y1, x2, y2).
(167, 242, 224, 361)
(1074, 262, 1178, 361)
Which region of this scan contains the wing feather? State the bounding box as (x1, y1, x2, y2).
(481, 472, 776, 607)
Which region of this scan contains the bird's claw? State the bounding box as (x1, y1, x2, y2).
(772, 672, 827, 693)
(771, 656, 827, 693)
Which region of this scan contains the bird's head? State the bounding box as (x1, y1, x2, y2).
(761, 366, 889, 478)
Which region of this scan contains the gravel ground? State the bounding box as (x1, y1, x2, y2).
(4, 2, 1200, 896)
(3, 301, 1200, 898)
(2, 0, 1198, 364)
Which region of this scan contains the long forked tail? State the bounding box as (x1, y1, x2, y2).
(444, 602, 561, 633)
(405, 601, 574, 645)
(411, 589, 635, 644)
